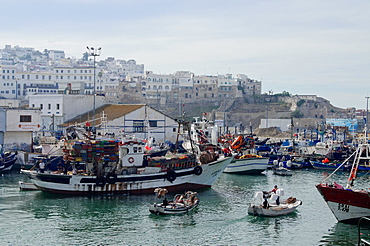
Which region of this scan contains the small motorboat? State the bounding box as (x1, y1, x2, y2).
(272, 166, 292, 176)
(19, 181, 38, 191)
(149, 188, 199, 215)
(248, 190, 302, 217)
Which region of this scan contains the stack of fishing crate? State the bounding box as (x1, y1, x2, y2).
(63, 140, 119, 163)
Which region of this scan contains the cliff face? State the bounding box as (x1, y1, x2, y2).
(209, 96, 352, 130)
(135, 92, 352, 130)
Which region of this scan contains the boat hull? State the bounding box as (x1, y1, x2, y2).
(223, 157, 268, 174)
(21, 156, 233, 195)
(311, 161, 351, 171)
(316, 184, 370, 224)
(0, 153, 18, 174)
(19, 181, 38, 191)
(272, 167, 292, 176)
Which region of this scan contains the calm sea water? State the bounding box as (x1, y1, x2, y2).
(1, 169, 370, 245)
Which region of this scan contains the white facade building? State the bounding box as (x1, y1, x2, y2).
(0, 107, 41, 151)
(144, 71, 175, 98)
(0, 65, 17, 99)
(28, 94, 106, 131)
(63, 104, 180, 143)
(49, 50, 65, 61)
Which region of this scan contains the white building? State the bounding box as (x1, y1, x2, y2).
(62, 104, 180, 143)
(175, 71, 193, 88)
(144, 71, 175, 98)
(28, 94, 106, 132)
(0, 107, 41, 151)
(49, 50, 65, 61)
(0, 65, 17, 99)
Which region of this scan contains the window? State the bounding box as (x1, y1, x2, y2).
(20, 115, 32, 122)
(149, 120, 157, 127)
(56, 104, 60, 110)
(48, 104, 51, 110)
(133, 120, 144, 132)
(40, 104, 43, 109)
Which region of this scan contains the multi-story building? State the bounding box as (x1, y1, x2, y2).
(28, 94, 106, 132)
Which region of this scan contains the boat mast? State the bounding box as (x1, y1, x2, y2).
(346, 97, 370, 189)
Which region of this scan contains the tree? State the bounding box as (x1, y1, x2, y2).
(291, 110, 304, 118)
(82, 52, 89, 61)
(297, 99, 305, 107)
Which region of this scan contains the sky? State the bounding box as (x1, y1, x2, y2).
(1, 0, 370, 109)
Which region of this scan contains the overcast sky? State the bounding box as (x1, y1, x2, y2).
(1, 0, 370, 109)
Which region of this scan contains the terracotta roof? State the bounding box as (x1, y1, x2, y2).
(60, 104, 145, 127)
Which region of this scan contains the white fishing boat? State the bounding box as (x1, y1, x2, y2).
(149, 188, 199, 215)
(21, 136, 233, 195)
(248, 190, 302, 217)
(272, 166, 292, 176)
(223, 154, 268, 175)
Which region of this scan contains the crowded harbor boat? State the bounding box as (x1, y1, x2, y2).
(21, 126, 233, 195)
(248, 189, 302, 217)
(149, 188, 199, 215)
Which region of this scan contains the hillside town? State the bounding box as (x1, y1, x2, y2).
(0, 45, 367, 154)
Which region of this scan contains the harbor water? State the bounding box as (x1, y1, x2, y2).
(1, 169, 370, 245)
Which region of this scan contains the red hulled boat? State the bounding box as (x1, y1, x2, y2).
(316, 140, 370, 224)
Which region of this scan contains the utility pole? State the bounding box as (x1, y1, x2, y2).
(366, 96, 369, 137)
(86, 46, 101, 127)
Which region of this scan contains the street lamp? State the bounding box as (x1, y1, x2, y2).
(366, 96, 369, 135)
(86, 46, 101, 127)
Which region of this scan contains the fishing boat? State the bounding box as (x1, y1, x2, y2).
(316, 139, 370, 224)
(21, 135, 233, 195)
(248, 190, 302, 217)
(311, 158, 351, 171)
(0, 151, 18, 174)
(149, 188, 199, 215)
(223, 154, 268, 175)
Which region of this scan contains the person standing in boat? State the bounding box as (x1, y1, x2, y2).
(270, 185, 278, 194)
(39, 160, 45, 173)
(270, 185, 281, 205)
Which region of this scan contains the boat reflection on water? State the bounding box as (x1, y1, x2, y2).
(319, 222, 370, 245)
